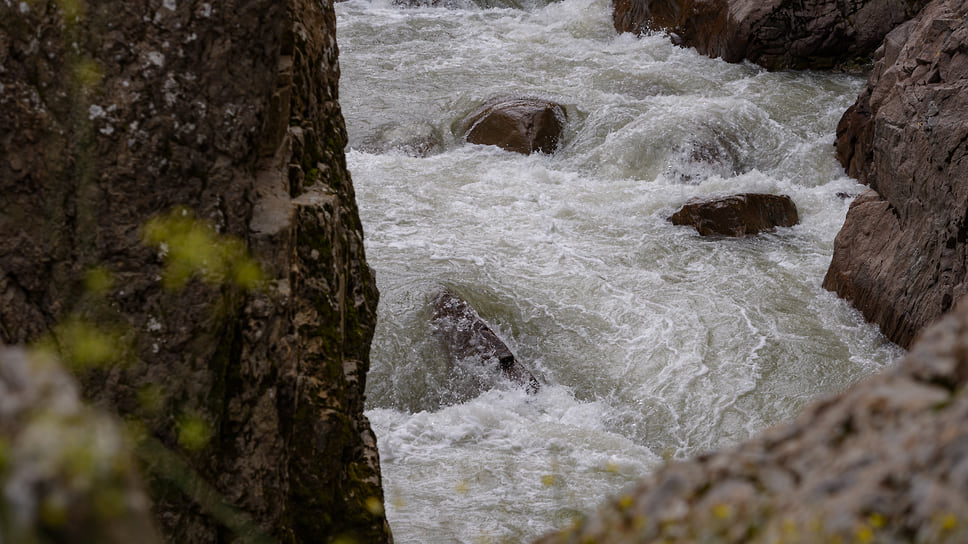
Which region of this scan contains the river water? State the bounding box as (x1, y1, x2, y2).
(334, 0, 903, 541)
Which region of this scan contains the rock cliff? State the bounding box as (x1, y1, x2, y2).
(613, 0, 927, 70)
(0, 1, 391, 542)
(825, 0, 968, 349)
(538, 283, 968, 543)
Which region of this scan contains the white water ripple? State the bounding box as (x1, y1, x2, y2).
(337, 0, 903, 541)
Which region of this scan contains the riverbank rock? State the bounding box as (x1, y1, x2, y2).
(668, 194, 799, 236)
(460, 98, 567, 154)
(0, 1, 390, 542)
(824, 0, 968, 349)
(0, 348, 162, 544)
(432, 288, 540, 393)
(536, 293, 968, 543)
(613, 0, 928, 71)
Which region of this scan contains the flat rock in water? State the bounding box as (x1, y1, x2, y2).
(668, 193, 799, 236)
(460, 97, 566, 154)
(431, 288, 540, 393)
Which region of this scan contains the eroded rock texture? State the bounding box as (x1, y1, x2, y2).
(613, 0, 927, 70)
(537, 294, 968, 543)
(0, 1, 391, 542)
(825, 0, 968, 349)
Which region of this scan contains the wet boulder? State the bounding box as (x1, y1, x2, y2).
(460, 97, 567, 154)
(668, 193, 799, 236)
(431, 288, 540, 393)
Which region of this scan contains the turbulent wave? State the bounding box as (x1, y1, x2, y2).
(336, 0, 903, 541)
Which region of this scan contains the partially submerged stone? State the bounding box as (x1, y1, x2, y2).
(359, 121, 444, 157)
(431, 288, 540, 394)
(668, 193, 799, 237)
(460, 97, 567, 154)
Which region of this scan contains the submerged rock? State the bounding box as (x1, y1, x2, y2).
(612, 0, 928, 71)
(668, 193, 799, 237)
(536, 297, 968, 543)
(825, 0, 968, 348)
(432, 288, 540, 394)
(359, 121, 445, 157)
(460, 97, 567, 154)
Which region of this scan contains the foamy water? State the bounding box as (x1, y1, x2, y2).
(336, 0, 902, 541)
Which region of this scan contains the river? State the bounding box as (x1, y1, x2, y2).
(334, 0, 903, 541)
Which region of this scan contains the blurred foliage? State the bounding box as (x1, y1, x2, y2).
(142, 207, 265, 291)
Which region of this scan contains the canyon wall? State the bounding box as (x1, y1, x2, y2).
(613, 0, 927, 71)
(0, 1, 391, 542)
(826, 0, 968, 349)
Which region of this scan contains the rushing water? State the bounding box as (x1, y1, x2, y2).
(335, 0, 903, 541)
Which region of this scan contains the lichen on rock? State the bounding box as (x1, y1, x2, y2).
(0, 0, 391, 541)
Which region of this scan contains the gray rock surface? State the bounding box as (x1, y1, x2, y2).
(0, 0, 391, 542)
(613, 0, 927, 70)
(825, 0, 968, 349)
(536, 292, 968, 544)
(432, 288, 540, 394)
(0, 348, 162, 544)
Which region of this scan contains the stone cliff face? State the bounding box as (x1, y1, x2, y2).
(613, 0, 927, 70)
(825, 0, 968, 349)
(0, 1, 391, 542)
(538, 281, 968, 543)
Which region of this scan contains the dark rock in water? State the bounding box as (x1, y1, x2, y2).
(460, 97, 567, 155)
(432, 288, 540, 394)
(612, 0, 928, 71)
(359, 121, 444, 157)
(825, 0, 968, 349)
(0, 0, 390, 542)
(668, 193, 799, 237)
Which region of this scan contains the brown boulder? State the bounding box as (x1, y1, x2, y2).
(824, 0, 968, 349)
(432, 288, 540, 394)
(613, 0, 928, 71)
(460, 98, 567, 154)
(668, 193, 799, 237)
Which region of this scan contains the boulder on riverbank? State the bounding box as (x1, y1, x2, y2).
(824, 0, 968, 349)
(536, 281, 968, 543)
(613, 0, 928, 71)
(432, 288, 540, 394)
(0, 1, 390, 542)
(459, 97, 567, 154)
(668, 194, 799, 237)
